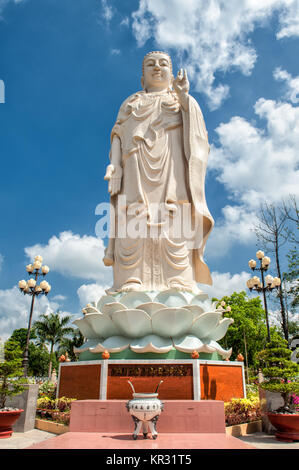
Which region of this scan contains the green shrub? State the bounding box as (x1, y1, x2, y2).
(38, 380, 57, 399)
(225, 397, 262, 426)
(256, 338, 299, 413)
(36, 396, 77, 425)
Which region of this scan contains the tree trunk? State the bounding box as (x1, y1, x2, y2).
(48, 342, 54, 379)
(274, 237, 289, 344)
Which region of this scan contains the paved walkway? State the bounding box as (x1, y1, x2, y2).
(0, 429, 298, 450)
(24, 431, 255, 449)
(0, 429, 55, 449)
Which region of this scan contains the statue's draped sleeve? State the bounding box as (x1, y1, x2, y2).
(181, 95, 214, 285)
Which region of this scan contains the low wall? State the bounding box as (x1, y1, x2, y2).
(69, 399, 226, 433)
(57, 360, 246, 402)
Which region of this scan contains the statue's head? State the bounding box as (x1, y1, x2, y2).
(141, 51, 174, 92)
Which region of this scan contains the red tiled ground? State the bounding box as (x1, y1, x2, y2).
(25, 432, 255, 449)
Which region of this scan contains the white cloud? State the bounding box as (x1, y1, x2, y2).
(77, 283, 110, 307)
(205, 86, 299, 257)
(111, 48, 121, 55)
(210, 97, 299, 206)
(120, 16, 130, 27)
(205, 205, 256, 259)
(274, 67, 299, 103)
(0, 0, 25, 19)
(276, 0, 299, 39)
(0, 286, 65, 341)
(101, 0, 113, 24)
(131, 0, 299, 109)
(204, 271, 251, 299)
(24, 231, 111, 283)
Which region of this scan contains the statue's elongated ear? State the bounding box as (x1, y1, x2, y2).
(141, 76, 144, 89)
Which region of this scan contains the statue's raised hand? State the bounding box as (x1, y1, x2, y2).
(173, 68, 189, 99)
(104, 164, 122, 196)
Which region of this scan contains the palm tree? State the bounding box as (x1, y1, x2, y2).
(33, 312, 74, 378)
(58, 329, 84, 362)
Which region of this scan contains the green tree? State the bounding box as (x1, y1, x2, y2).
(283, 247, 299, 313)
(257, 338, 299, 413)
(9, 328, 36, 349)
(57, 329, 84, 362)
(253, 202, 289, 342)
(33, 312, 74, 378)
(0, 340, 25, 408)
(9, 328, 50, 377)
(214, 291, 282, 367)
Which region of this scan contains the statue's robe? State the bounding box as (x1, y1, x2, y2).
(106, 89, 214, 293)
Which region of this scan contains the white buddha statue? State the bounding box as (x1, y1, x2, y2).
(103, 51, 214, 294)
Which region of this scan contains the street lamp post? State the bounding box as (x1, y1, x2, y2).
(246, 250, 281, 343)
(18, 255, 51, 377)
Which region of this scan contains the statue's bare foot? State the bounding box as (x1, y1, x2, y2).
(121, 282, 143, 292)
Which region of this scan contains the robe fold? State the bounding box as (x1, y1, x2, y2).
(106, 89, 214, 293)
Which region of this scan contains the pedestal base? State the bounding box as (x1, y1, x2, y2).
(69, 400, 226, 434)
(58, 359, 246, 402)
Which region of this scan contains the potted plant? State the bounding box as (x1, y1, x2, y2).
(0, 339, 25, 438)
(257, 338, 299, 442)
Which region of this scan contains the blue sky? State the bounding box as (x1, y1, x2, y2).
(0, 0, 298, 340)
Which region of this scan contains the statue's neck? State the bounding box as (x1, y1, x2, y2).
(145, 86, 169, 93)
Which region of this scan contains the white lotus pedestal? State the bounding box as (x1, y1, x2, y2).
(59, 290, 244, 403)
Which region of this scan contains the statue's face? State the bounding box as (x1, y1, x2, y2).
(143, 52, 172, 91)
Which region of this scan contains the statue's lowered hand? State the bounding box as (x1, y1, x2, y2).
(104, 164, 123, 196)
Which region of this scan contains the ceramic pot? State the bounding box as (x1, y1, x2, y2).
(0, 409, 24, 438)
(267, 412, 299, 442)
(126, 380, 164, 439)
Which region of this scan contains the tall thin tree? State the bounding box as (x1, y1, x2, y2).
(254, 202, 289, 343)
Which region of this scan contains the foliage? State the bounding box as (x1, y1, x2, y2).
(0, 340, 25, 409)
(283, 247, 299, 315)
(57, 329, 84, 362)
(8, 328, 57, 377)
(245, 383, 259, 400)
(214, 291, 282, 365)
(36, 396, 77, 425)
(256, 338, 299, 413)
(9, 328, 36, 349)
(224, 397, 262, 426)
(28, 343, 52, 377)
(38, 380, 57, 400)
(33, 312, 74, 378)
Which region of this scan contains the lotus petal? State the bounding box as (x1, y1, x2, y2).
(89, 336, 130, 353)
(111, 309, 152, 338)
(96, 295, 117, 312)
(191, 311, 222, 339)
(73, 318, 99, 339)
(207, 318, 234, 341)
(182, 305, 205, 320)
(84, 306, 100, 314)
(130, 335, 173, 353)
(201, 339, 232, 359)
(191, 293, 209, 305)
(84, 313, 118, 338)
(154, 289, 188, 307)
(173, 335, 204, 353)
(136, 302, 165, 316)
(102, 302, 127, 316)
(120, 292, 152, 309)
(152, 307, 193, 337)
(73, 339, 101, 354)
